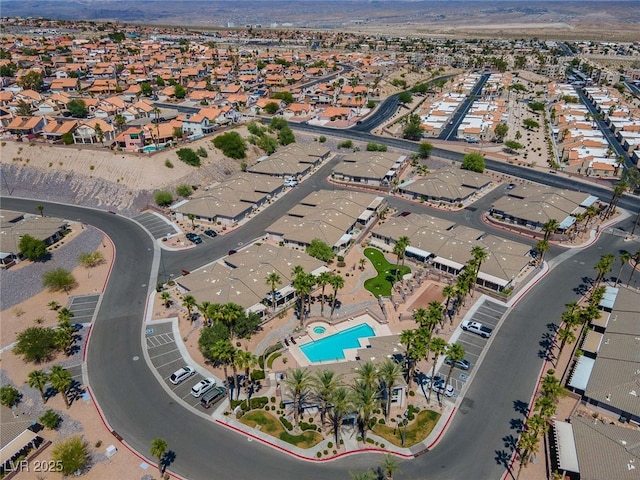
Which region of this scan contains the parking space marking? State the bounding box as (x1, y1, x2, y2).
(156, 358, 185, 370)
(149, 348, 180, 360)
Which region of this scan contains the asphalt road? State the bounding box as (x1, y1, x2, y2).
(438, 73, 490, 141)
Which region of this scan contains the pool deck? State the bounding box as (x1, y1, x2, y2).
(289, 313, 393, 367)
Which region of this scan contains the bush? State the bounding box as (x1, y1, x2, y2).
(18, 234, 48, 261)
(42, 268, 76, 293)
(318, 136, 327, 143)
(0, 385, 20, 407)
(154, 191, 174, 207)
(212, 131, 247, 159)
(14, 326, 58, 363)
(461, 152, 485, 173)
(165, 159, 174, 168)
(40, 409, 62, 429)
(175, 184, 193, 197)
(196, 146, 208, 158)
(51, 436, 89, 475)
(280, 416, 293, 431)
(299, 421, 316, 431)
(327, 442, 333, 449)
(176, 148, 201, 167)
(338, 140, 353, 149)
(250, 370, 266, 382)
(270, 396, 276, 404)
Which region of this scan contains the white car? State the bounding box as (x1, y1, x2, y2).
(432, 380, 454, 397)
(191, 377, 216, 398)
(169, 366, 195, 385)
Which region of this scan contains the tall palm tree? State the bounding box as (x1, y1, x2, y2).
(605, 180, 627, 218)
(516, 431, 539, 480)
(540, 371, 565, 404)
(182, 295, 197, 320)
(378, 359, 403, 420)
(542, 219, 559, 243)
(427, 300, 444, 330)
(627, 248, 640, 287)
(220, 303, 244, 340)
(329, 274, 344, 317)
(36, 205, 44, 217)
(312, 370, 343, 426)
(355, 361, 379, 391)
(209, 339, 235, 403)
(442, 284, 456, 318)
(198, 301, 211, 325)
(427, 337, 447, 403)
(150, 438, 168, 474)
(406, 336, 427, 391)
(49, 365, 72, 409)
(412, 307, 428, 328)
(442, 343, 465, 405)
(282, 368, 312, 430)
(316, 271, 333, 316)
(328, 386, 352, 446)
(535, 239, 549, 265)
(235, 349, 257, 400)
(350, 383, 378, 443)
(265, 272, 282, 311)
(470, 246, 488, 294)
(593, 253, 615, 288)
(28, 369, 49, 404)
(616, 252, 632, 285)
(556, 326, 576, 360)
(392, 236, 411, 283)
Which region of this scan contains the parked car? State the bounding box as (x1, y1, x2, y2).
(201, 386, 226, 409)
(169, 366, 195, 385)
(432, 380, 454, 397)
(186, 234, 202, 244)
(461, 320, 493, 338)
(191, 377, 216, 397)
(506, 183, 516, 190)
(444, 357, 471, 370)
(399, 211, 412, 217)
(204, 229, 217, 238)
(227, 249, 237, 256)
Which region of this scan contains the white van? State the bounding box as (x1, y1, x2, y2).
(284, 178, 298, 187)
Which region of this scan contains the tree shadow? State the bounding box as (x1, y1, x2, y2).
(68, 380, 84, 406)
(509, 417, 524, 433)
(503, 433, 518, 452)
(513, 400, 529, 416)
(546, 322, 559, 334)
(161, 450, 176, 472)
(44, 386, 57, 402)
(494, 449, 515, 479)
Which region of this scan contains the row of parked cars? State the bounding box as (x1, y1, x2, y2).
(185, 229, 217, 245)
(169, 366, 226, 409)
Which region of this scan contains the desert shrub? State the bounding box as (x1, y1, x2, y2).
(280, 416, 293, 431)
(176, 148, 201, 166)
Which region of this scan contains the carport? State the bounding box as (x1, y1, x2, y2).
(551, 420, 580, 477)
(568, 356, 595, 392)
(0, 429, 41, 468)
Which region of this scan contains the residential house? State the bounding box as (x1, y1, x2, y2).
(72, 118, 115, 145)
(5, 115, 47, 136)
(115, 127, 147, 152)
(41, 118, 77, 143)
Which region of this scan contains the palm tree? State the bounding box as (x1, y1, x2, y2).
(542, 219, 560, 242)
(161, 291, 172, 308)
(427, 300, 444, 330)
(359, 258, 366, 271)
(535, 239, 549, 265)
(627, 248, 640, 287)
(329, 274, 344, 317)
(49, 365, 72, 409)
(36, 205, 44, 217)
(470, 246, 488, 294)
(442, 343, 465, 405)
(150, 438, 168, 474)
(315, 271, 333, 316)
(442, 285, 456, 318)
(208, 339, 235, 403)
(28, 369, 49, 404)
(265, 272, 282, 311)
(282, 368, 312, 430)
(351, 383, 378, 443)
(220, 303, 244, 340)
(427, 337, 447, 403)
(593, 253, 615, 288)
(182, 295, 197, 321)
(379, 454, 402, 480)
(235, 349, 257, 403)
(378, 359, 403, 420)
(312, 370, 343, 426)
(616, 252, 632, 285)
(392, 236, 411, 283)
(516, 431, 539, 479)
(48, 300, 61, 311)
(187, 213, 196, 229)
(605, 180, 627, 218)
(328, 386, 351, 446)
(198, 301, 212, 325)
(355, 361, 379, 391)
(556, 326, 576, 360)
(406, 336, 427, 391)
(540, 371, 565, 404)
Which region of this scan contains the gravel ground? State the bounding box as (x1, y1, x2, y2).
(0, 226, 104, 311)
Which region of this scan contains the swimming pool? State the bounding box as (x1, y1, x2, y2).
(300, 323, 375, 363)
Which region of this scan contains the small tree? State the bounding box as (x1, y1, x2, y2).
(306, 238, 336, 262)
(418, 141, 433, 158)
(176, 184, 193, 197)
(461, 152, 485, 173)
(67, 98, 88, 118)
(494, 122, 508, 142)
(14, 327, 58, 363)
(154, 191, 174, 207)
(263, 102, 279, 114)
(18, 234, 48, 261)
(40, 409, 62, 429)
(50, 365, 73, 408)
(77, 251, 104, 269)
(150, 438, 168, 474)
(42, 268, 76, 293)
(504, 140, 524, 154)
(402, 114, 423, 141)
(398, 91, 413, 105)
(52, 436, 89, 475)
(0, 385, 20, 407)
(212, 131, 247, 159)
(28, 369, 49, 403)
(176, 148, 201, 167)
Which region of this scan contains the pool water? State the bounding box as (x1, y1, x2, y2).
(313, 326, 326, 334)
(300, 323, 375, 362)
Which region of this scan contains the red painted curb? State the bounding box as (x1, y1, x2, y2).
(215, 420, 414, 461)
(426, 406, 457, 450)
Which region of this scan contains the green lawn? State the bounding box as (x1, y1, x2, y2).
(363, 247, 411, 297)
(372, 410, 441, 447)
(239, 410, 324, 449)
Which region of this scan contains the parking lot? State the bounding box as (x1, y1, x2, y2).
(145, 322, 222, 413)
(434, 298, 508, 398)
(134, 212, 180, 239)
(67, 294, 101, 325)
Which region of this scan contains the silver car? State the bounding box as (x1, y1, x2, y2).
(169, 366, 195, 385)
(191, 377, 216, 398)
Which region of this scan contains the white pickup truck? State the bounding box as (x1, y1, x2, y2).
(461, 320, 493, 338)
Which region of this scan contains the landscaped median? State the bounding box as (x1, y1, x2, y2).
(372, 409, 441, 448)
(239, 410, 324, 449)
(363, 247, 411, 297)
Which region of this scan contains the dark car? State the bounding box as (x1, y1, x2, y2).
(186, 233, 202, 244)
(228, 249, 237, 255)
(444, 357, 471, 370)
(204, 229, 217, 238)
(399, 211, 411, 217)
